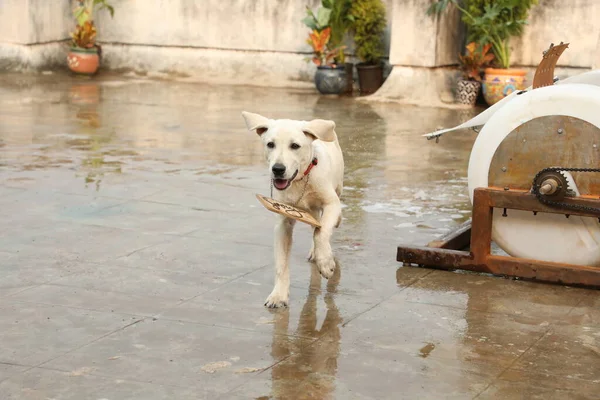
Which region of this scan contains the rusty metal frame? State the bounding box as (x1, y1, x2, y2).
(397, 188, 600, 287)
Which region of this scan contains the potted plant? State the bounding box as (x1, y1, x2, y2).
(67, 0, 114, 75)
(324, 0, 355, 93)
(456, 42, 494, 106)
(428, 0, 538, 105)
(349, 0, 387, 95)
(303, 4, 348, 95)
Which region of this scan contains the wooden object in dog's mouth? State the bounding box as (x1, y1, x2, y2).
(255, 194, 321, 228)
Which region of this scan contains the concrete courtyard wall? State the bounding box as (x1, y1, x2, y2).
(0, 0, 394, 87)
(366, 0, 600, 107)
(0, 0, 598, 99)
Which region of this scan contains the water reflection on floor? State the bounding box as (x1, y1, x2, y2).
(0, 72, 598, 400)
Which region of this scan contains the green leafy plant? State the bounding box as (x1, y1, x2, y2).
(427, 0, 538, 69)
(324, 0, 354, 63)
(302, 4, 331, 32)
(459, 42, 494, 81)
(302, 0, 353, 63)
(349, 0, 387, 65)
(71, 0, 114, 49)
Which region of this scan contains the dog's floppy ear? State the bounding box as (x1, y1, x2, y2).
(242, 111, 270, 136)
(303, 119, 336, 142)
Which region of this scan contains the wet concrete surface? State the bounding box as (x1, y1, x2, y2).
(0, 72, 599, 399)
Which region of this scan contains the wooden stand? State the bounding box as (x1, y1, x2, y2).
(396, 187, 600, 287)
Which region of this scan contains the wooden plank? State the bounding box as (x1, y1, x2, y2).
(255, 194, 321, 228)
(396, 245, 473, 268)
(487, 255, 600, 287)
(471, 188, 494, 264)
(483, 188, 600, 218)
(427, 219, 472, 250)
(397, 244, 600, 287)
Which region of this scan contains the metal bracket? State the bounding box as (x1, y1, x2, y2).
(533, 42, 569, 89)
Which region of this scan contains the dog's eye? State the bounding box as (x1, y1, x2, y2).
(267, 142, 275, 149)
(290, 143, 301, 150)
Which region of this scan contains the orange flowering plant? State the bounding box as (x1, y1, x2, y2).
(70, 0, 114, 49)
(306, 27, 346, 67)
(458, 42, 494, 81)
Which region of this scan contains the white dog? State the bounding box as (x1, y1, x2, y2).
(242, 111, 344, 308)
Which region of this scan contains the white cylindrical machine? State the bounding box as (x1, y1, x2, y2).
(467, 83, 600, 266)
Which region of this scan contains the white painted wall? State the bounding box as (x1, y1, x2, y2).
(0, 0, 30, 44)
(387, 0, 600, 69)
(0, 0, 598, 89)
(96, 0, 321, 52)
(27, 0, 72, 44)
(511, 0, 600, 69)
(388, 0, 463, 67)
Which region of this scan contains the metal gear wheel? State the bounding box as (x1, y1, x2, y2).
(533, 170, 569, 201)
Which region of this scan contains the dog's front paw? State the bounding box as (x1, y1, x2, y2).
(264, 290, 289, 308)
(316, 256, 336, 280)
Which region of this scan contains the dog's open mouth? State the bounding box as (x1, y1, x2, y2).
(273, 170, 298, 190)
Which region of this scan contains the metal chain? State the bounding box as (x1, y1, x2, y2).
(270, 170, 311, 207)
(294, 173, 311, 207)
(532, 167, 600, 215)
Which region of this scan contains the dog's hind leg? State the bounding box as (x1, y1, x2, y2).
(265, 216, 295, 308)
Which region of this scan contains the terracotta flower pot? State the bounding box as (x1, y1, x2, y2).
(482, 68, 527, 106)
(67, 47, 100, 75)
(456, 79, 481, 106)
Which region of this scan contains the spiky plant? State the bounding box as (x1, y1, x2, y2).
(349, 0, 387, 65)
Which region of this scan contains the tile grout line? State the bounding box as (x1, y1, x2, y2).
(117, 238, 176, 259)
(472, 292, 595, 398)
(10, 281, 192, 303)
(471, 328, 552, 399)
(151, 264, 271, 319)
(217, 351, 301, 399)
(218, 289, 384, 400)
(34, 318, 146, 370)
(341, 269, 435, 328)
(0, 262, 92, 300)
(0, 360, 36, 384)
(1, 318, 147, 385)
(151, 315, 318, 341)
(16, 213, 273, 247)
(565, 294, 587, 317)
(32, 364, 202, 390)
(82, 187, 251, 216)
(5, 298, 151, 318)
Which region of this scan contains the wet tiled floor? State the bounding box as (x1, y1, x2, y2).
(0, 72, 599, 399)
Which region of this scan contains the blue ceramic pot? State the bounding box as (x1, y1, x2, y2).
(314, 65, 347, 95)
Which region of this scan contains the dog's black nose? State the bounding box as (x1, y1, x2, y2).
(272, 163, 286, 176)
